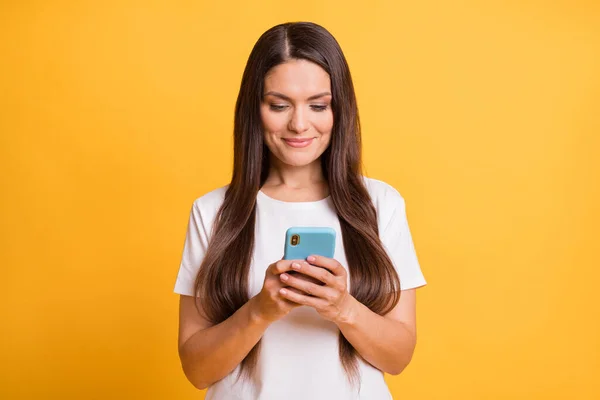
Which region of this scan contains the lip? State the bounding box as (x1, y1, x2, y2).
(283, 138, 314, 148)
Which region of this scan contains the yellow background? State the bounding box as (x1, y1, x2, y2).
(1, 1, 599, 399)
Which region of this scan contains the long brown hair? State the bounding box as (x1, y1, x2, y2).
(194, 21, 401, 387)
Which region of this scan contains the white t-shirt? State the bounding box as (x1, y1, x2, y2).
(173, 177, 427, 400)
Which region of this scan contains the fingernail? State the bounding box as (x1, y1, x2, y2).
(280, 273, 289, 281)
(307, 256, 316, 262)
(292, 262, 301, 270)
(280, 288, 287, 295)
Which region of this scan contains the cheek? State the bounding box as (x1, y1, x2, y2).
(260, 109, 286, 133)
(315, 113, 334, 132)
(320, 132, 333, 149)
(313, 107, 334, 128)
(314, 112, 334, 142)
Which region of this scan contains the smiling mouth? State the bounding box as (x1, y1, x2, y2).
(283, 138, 314, 148)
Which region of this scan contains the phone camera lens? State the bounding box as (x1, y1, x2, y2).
(291, 234, 300, 246)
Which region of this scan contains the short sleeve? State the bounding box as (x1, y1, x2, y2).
(380, 194, 427, 291)
(173, 201, 210, 296)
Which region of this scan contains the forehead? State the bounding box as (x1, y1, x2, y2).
(264, 59, 331, 96)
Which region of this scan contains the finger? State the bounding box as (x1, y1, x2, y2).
(288, 271, 324, 286)
(306, 255, 347, 277)
(285, 287, 304, 295)
(289, 261, 336, 286)
(279, 287, 329, 308)
(279, 287, 304, 306)
(269, 260, 301, 275)
(280, 273, 335, 299)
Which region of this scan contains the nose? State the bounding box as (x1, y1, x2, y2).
(288, 106, 310, 134)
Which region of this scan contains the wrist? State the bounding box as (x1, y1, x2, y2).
(334, 294, 359, 326)
(247, 296, 270, 327)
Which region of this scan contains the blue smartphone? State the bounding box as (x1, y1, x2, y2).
(283, 227, 336, 260)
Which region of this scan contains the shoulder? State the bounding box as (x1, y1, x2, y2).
(191, 184, 229, 216)
(362, 176, 405, 209)
(361, 176, 407, 232)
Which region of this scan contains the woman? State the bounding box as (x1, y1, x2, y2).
(173, 21, 427, 399)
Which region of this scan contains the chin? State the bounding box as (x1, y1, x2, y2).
(281, 153, 319, 167)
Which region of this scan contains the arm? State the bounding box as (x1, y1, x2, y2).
(335, 289, 417, 375)
(178, 295, 269, 390)
(278, 256, 420, 375)
(178, 260, 312, 389)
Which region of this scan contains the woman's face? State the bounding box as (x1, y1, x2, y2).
(260, 59, 334, 168)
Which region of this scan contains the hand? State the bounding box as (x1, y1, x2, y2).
(250, 259, 319, 324)
(277, 255, 356, 324)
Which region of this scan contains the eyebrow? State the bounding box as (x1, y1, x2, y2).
(263, 91, 332, 101)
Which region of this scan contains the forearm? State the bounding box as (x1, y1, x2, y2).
(336, 297, 416, 375)
(179, 297, 270, 389)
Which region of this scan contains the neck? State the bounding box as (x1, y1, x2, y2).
(264, 156, 325, 189)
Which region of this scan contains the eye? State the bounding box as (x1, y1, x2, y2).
(269, 104, 287, 112)
(311, 105, 329, 112)
(268, 104, 329, 112)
